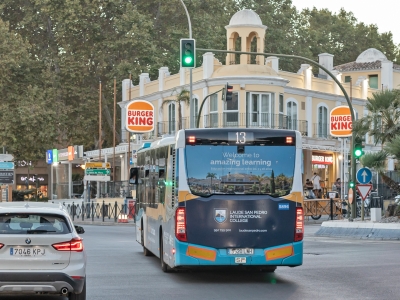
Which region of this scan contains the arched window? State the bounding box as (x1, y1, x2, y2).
(317, 105, 328, 138)
(286, 100, 298, 130)
(168, 103, 175, 134)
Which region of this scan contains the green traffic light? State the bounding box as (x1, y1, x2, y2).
(184, 56, 193, 64)
(354, 149, 362, 157)
(349, 182, 355, 188)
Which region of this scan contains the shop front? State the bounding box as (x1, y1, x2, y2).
(311, 152, 335, 195)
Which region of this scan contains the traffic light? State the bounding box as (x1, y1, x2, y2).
(349, 181, 355, 188)
(225, 83, 233, 101)
(354, 136, 365, 159)
(180, 39, 195, 68)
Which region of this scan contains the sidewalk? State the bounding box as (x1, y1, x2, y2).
(315, 217, 400, 240)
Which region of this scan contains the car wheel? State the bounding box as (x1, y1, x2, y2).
(160, 233, 171, 272)
(68, 279, 86, 300)
(311, 215, 321, 220)
(141, 224, 152, 257)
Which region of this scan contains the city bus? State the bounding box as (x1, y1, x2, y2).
(133, 128, 304, 272)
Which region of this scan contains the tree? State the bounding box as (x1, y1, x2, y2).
(161, 89, 190, 130)
(249, 173, 267, 193)
(206, 172, 217, 190)
(354, 90, 400, 194)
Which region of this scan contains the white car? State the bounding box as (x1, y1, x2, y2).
(0, 202, 86, 299)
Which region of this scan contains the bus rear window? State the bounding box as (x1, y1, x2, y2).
(185, 145, 295, 197)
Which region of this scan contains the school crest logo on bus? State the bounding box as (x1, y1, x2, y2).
(214, 209, 227, 223)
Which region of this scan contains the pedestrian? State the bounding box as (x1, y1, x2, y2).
(334, 178, 342, 197)
(311, 172, 321, 198)
(304, 179, 315, 198)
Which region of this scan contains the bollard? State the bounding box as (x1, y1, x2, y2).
(330, 197, 334, 220)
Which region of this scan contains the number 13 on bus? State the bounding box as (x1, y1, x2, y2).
(132, 128, 304, 272)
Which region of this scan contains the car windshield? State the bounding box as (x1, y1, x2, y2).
(185, 145, 295, 197)
(0, 213, 71, 234)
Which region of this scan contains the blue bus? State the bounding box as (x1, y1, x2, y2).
(133, 128, 304, 272)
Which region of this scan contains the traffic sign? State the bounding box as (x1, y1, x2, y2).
(83, 175, 110, 182)
(85, 169, 110, 175)
(0, 154, 14, 161)
(356, 184, 373, 201)
(356, 167, 372, 184)
(85, 162, 111, 169)
(348, 188, 354, 204)
(0, 162, 14, 170)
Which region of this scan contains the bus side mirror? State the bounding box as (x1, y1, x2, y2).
(129, 167, 138, 185)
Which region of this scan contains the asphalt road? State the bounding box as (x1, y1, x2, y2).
(2, 223, 400, 300)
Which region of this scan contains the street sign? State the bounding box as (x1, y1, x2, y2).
(0, 171, 14, 184)
(0, 154, 13, 161)
(85, 162, 111, 169)
(356, 184, 373, 201)
(0, 162, 14, 170)
(83, 175, 110, 182)
(356, 167, 372, 184)
(85, 169, 110, 175)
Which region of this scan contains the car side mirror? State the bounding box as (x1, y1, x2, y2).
(74, 225, 85, 234)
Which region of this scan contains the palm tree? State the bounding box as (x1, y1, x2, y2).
(206, 172, 217, 190)
(354, 89, 400, 145)
(250, 173, 268, 193)
(161, 88, 190, 130)
(353, 89, 400, 194)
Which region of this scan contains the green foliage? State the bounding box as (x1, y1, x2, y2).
(1, 0, 399, 161)
(359, 151, 387, 172)
(384, 135, 400, 161)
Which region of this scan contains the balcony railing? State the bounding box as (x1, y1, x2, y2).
(157, 113, 308, 136)
(312, 123, 336, 139)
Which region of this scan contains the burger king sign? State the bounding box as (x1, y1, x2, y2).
(126, 100, 155, 133)
(329, 106, 352, 137)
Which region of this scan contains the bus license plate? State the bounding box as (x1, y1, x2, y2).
(10, 247, 46, 256)
(228, 248, 254, 255)
(235, 257, 246, 264)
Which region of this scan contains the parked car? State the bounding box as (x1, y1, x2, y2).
(0, 202, 86, 299)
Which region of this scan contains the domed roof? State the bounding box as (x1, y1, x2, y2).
(356, 48, 387, 63)
(229, 9, 263, 26)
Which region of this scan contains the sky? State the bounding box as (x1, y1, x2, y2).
(291, 0, 400, 45)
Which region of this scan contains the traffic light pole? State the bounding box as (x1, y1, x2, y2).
(196, 88, 224, 128)
(178, 0, 194, 128)
(196, 48, 357, 219)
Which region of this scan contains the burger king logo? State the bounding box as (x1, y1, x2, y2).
(329, 106, 352, 137)
(126, 100, 154, 133)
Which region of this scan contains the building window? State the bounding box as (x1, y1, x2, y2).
(168, 103, 175, 133)
(224, 92, 238, 127)
(317, 106, 328, 138)
(279, 94, 284, 128)
(369, 75, 378, 89)
(247, 93, 272, 127)
(344, 76, 351, 83)
(192, 97, 198, 129)
(209, 94, 218, 128)
(286, 100, 298, 130)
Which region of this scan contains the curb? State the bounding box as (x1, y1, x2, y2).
(72, 221, 136, 226)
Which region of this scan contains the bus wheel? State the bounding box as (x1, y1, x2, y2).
(160, 234, 171, 272)
(311, 215, 321, 220)
(141, 225, 152, 256)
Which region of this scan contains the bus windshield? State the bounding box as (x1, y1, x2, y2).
(185, 145, 295, 197)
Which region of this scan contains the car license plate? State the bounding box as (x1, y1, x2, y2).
(10, 247, 46, 256)
(235, 257, 246, 264)
(228, 248, 254, 255)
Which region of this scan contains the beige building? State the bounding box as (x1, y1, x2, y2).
(118, 9, 397, 194)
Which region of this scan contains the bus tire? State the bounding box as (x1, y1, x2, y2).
(141, 224, 152, 257)
(311, 215, 321, 220)
(160, 233, 171, 272)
